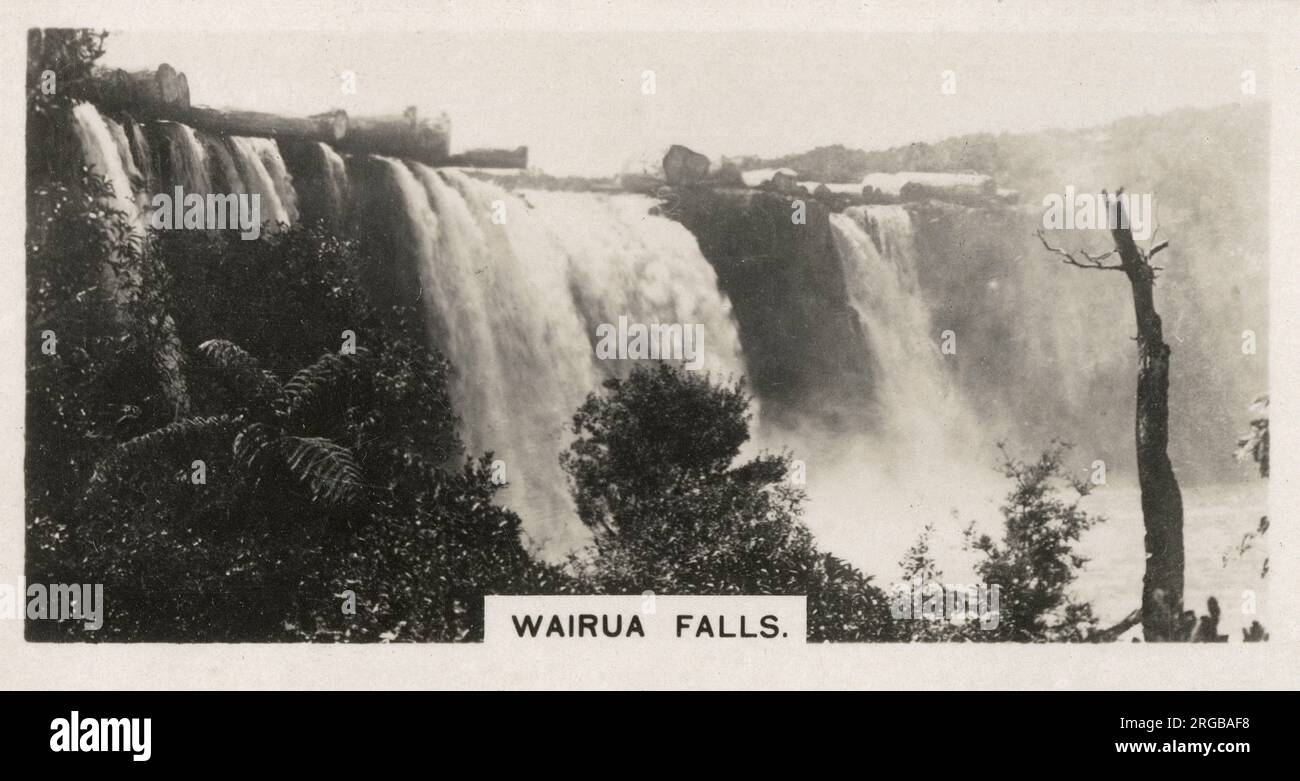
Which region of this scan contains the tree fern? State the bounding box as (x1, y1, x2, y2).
(86, 341, 373, 515)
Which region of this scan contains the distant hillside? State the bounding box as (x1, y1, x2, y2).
(735, 102, 1268, 194)
(731, 100, 1269, 485)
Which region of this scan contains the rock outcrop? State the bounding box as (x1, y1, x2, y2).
(663, 144, 711, 186)
(664, 187, 877, 428)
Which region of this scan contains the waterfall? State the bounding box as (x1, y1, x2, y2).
(227, 136, 292, 227)
(376, 161, 746, 551)
(100, 114, 150, 215)
(830, 205, 976, 456)
(803, 204, 996, 578)
(203, 135, 249, 197)
(70, 103, 141, 228)
(319, 143, 349, 220)
(69, 102, 146, 309)
(154, 121, 213, 196)
(126, 119, 159, 196)
(247, 136, 300, 224)
(497, 185, 747, 380)
(71, 110, 300, 237)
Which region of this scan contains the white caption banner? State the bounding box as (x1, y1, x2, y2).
(485, 595, 806, 645)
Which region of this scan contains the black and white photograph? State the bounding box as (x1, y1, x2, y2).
(2, 0, 1297, 715)
(16, 7, 1279, 648)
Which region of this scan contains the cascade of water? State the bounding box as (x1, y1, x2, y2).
(227, 136, 291, 227)
(154, 121, 213, 196)
(800, 204, 998, 580)
(125, 119, 159, 196)
(373, 161, 748, 551)
(319, 143, 350, 220)
(99, 114, 151, 215)
(71, 104, 141, 223)
(247, 136, 300, 224)
(408, 163, 598, 549)
(829, 205, 975, 455)
(497, 185, 746, 380)
(201, 134, 249, 196)
(69, 102, 145, 305)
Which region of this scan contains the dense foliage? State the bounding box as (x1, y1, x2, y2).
(29, 201, 571, 640)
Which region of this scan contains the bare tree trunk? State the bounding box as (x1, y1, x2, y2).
(1110, 209, 1185, 641)
(1038, 190, 1185, 641)
(1102, 209, 1185, 639)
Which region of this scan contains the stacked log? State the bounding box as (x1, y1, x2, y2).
(79, 66, 517, 168)
(83, 63, 191, 112)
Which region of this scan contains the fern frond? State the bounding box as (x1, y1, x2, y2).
(91, 414, 236, 485)
(281, 349, 367, 425)
(232, 422, 281, 469)
(278, 435, 365, 508)
(197, 338, 259, 370)
(197, 338, 284, 407)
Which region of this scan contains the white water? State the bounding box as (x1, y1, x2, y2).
(126, 120, 158, 195)
(154, 121, 213, 197)
(70, 109, 746, 553)
(71, 104, 141, 226)
(768, 204, 1000, 581)
(99, 115, 151, 215)
(820, 203, 1267, 635)
(319, 142, 350, 221)
(375, 164, 746, 550)
(202, 135, 249, 198)
(90, 109, 298, 233)
(831, 205, 979, 457)
(70, 103, 145, 303)
(247, 136, 299, 224)
(228, 137, 293, 228)
(505, 187, 746, 381)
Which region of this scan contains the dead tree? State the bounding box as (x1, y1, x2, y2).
(1037, 189, 1185, 641)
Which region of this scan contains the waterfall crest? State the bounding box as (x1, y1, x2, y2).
(74, 105, 301, 235)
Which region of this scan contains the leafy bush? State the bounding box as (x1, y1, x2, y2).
(562, 364, 894, 641)
(962, 443, 1104, 642)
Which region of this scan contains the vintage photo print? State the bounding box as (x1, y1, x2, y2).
(2, 0, 1297, 690)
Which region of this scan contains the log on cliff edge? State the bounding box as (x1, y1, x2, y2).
(334, 107, 451, 166)
(446, 146, 528, 169)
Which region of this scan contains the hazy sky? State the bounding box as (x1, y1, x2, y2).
(101, 29, 1265, 175)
